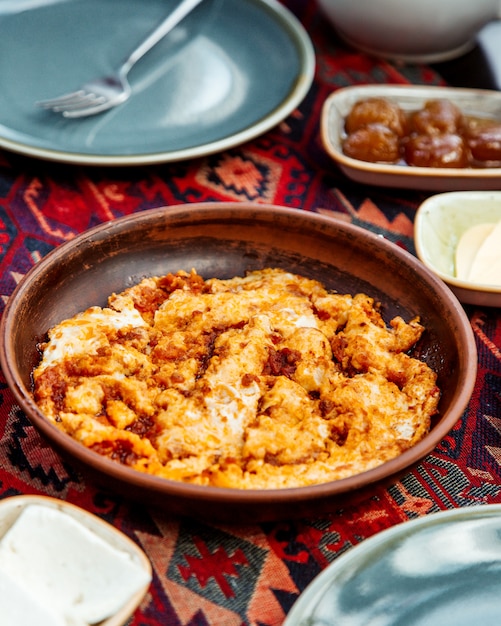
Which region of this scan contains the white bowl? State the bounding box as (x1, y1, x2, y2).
(317, 0, 501, 63)
(0, 495, 151, 626)
(415, 191, 501, 306)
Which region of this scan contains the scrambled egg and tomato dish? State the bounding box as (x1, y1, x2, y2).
(32, 268, 440, 489)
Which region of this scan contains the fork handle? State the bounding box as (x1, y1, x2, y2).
(120, 0, 206, 76)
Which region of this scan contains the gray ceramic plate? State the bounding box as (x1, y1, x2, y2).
(285, 505, 501, 625)
(0, 0, 314, 165)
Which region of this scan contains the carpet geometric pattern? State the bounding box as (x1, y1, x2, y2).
(0, 2, 497, 624)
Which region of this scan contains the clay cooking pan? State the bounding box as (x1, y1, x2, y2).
(0, 203, 476, 522)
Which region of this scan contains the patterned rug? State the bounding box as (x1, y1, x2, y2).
(0, 2, 499, 624)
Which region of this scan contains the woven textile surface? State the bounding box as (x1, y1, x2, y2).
(0, 2, 499, 624)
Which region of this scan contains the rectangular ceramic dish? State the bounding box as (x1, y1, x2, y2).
(321, 84, 501, 191)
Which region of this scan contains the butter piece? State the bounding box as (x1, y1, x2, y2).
(0, 504, 151, 625)
(455, 222, 496, 280)
(468, 220, 501, 286)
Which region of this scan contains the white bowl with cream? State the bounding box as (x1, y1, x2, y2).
(415, 191, 501, 306)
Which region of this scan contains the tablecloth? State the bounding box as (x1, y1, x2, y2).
(1, 2, 500, 624)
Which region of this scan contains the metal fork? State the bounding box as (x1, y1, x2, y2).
(36, 0, 205, 118)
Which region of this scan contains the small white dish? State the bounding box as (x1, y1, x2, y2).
(414, 191, 501, 306)
(0, 495, 152, 626)
(321, 84, 501, 191)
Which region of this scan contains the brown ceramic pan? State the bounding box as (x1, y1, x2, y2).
(0, 203, 476, 522)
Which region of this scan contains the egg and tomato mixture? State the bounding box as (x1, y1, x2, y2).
(32, 268, 440, 489)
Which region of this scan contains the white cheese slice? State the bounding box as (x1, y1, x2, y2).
(455, 222, 496, 280)
(0, 568, 66, 626)
(468, 219, 501, 286)
(0, 504, 151, 625)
